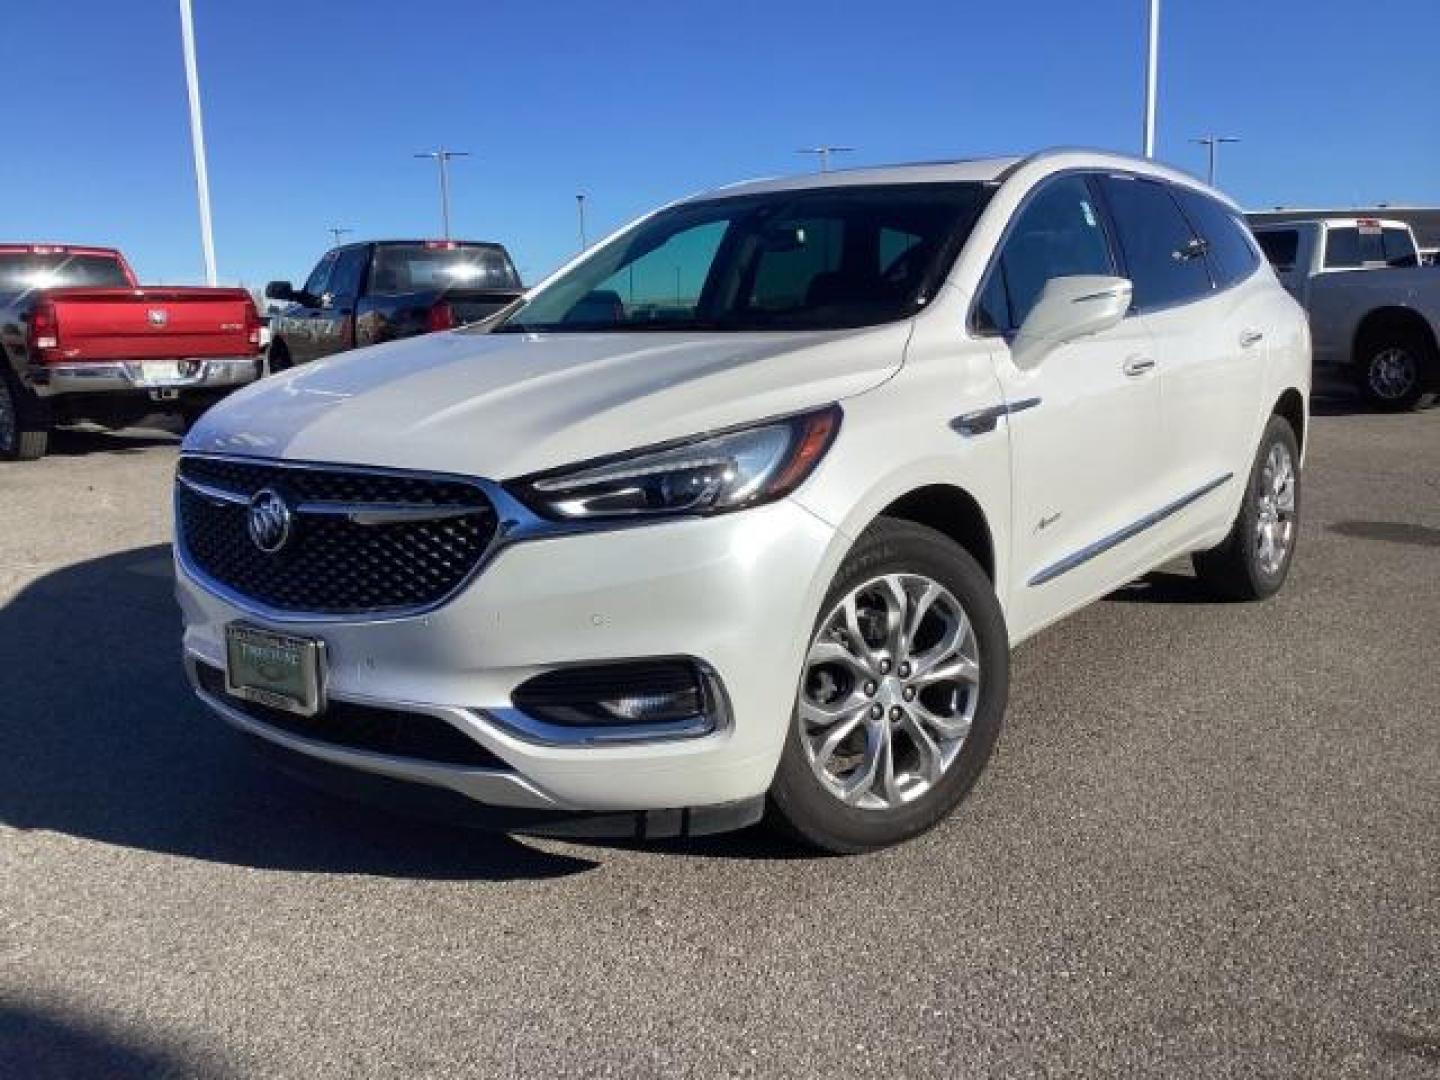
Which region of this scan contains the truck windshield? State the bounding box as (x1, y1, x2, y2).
(369, 244, 520, 295)
(494, 183, 987, 333)
(0, 252, 129, 294)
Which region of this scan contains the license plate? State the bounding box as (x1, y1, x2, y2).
(141, 360, 185, 384)
(224, 624, 325, 717)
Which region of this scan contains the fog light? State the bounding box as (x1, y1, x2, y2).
(509, 659, 724, 739)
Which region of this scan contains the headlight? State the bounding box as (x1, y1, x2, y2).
(510, 405, 841, 520)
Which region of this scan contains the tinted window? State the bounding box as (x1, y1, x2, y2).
(1382, 228, 1418, 267)
(1174, 189, 1260, 288)
(1099, 176, 1212, 309)
(1324, 228, 1362, 268)
(987, 175, 1113, 330)
(369, 243, 519, 295)
(302, 252, 336, 298)
(1359, 228, 1384, 264)
(328, 248, 367, 299)
(975, 265, 1010, 333)
(496, 184, 986, 333)
(1256, 230, 1299, 269)
(0, 252, 129, 295)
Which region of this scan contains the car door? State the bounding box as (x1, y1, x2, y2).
(1098, 176, 1262, 552)
(309, 246, 366, 360)
(1167, 185, 1273, 504)
(280, 251, 337, 365)
(975, 172, 1165, 636)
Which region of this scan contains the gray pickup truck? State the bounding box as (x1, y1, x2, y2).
(1251, 218, 1438, 410)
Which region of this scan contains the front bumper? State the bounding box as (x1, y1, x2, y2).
(177, 497, 845, 819)
(30, 356, 259, 397)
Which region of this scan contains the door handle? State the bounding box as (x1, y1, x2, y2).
(1239, 329, 1265, 348)
(1123, 355, 1156, 377)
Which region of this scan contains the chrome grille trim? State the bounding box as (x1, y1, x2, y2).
(175, 453, 502, 622)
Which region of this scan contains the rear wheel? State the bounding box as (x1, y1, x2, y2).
(0, 368, 49, 461)
(1192, 415, 1300, 601)
(767, 519, 1009, 854)
(1356, 328, 1437, 411)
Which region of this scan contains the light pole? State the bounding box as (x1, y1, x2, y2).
(1143, 0, 1160, 158)
(178, 0, 217, 284)
(413, 148, 470, 239)
(576, 193, 588, 250)
(1190, 135, 1240, 186)
(797, 146, 854, 173)
(328, 225, 352, 246)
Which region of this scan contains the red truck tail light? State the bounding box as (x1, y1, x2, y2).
(28, 301, 59, 358)
(426, 302, 456, 332)
(243, 299, 262, 350)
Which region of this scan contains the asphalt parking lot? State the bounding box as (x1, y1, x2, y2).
(2, 398, 1437, 1078)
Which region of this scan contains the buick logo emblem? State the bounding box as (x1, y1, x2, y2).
(146, 308, 169, 328)
(247, 488, 293, 554)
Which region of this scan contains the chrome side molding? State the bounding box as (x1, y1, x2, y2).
(1029, 472, 1234, 587)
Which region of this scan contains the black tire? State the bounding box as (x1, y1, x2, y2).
(267, 339, 293, 375)
(1192, 415, 1301, 601)
(767, 518, 1009, 854)
(0, 367, 50, 461)
(1355, 327, 1438, 412)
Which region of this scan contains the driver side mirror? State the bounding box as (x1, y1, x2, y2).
(1011, 275, 1133, 370)
(265, 280, 297, 302)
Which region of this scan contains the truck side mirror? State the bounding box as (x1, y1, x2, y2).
(1011, 275, 1133, 370)
(265, 280, 296, 302)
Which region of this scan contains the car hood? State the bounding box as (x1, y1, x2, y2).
(186, 324, 909, 478)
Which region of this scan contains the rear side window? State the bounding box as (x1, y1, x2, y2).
(983, 174, 1114, 330)
(1256, 230, 1299, 270)
(1098, 176, 1212, 309)
(1382, 228, 1418, 267)
(1174, 189, 1261, 289)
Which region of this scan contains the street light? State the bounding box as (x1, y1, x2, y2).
(1143, 0, 1159, 158)
(576, 193, 588, 251)
(328, 225, 352, 246)
(413, 148, 470, 239)
(797, 146, 854, 173)
(178, 0, 217, 284)
(1190, 135, 1240, 186)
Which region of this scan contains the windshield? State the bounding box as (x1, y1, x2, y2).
(369, 243, 520, 294)
(495, 183, 987, 333)
(0, 252, 130, 294)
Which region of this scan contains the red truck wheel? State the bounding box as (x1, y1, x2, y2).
(0, 370, 50, 461)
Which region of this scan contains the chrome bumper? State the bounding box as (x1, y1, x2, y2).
(31, 357, 259, 397)
(182, 652, 568, 811)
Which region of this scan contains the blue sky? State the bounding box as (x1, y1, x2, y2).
(4, 0, 1436, 287)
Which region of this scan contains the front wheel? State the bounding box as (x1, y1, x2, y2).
(767, 519, 1009, 854)
(266, 339, 293, 375)
(1192, 415, 1301, 601)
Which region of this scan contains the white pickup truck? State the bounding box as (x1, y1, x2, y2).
(1250, 218, 1439, 409)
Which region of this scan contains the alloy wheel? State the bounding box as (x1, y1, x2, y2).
(1254, 442, 1297, 576)
(1368, 347, 1418, 401)
(799, 574, 980, 810)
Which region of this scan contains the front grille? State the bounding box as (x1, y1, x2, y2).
(176, 456, 496, 615)
(195, 663, 506, 769)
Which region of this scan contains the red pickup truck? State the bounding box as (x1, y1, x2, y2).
(0, 244, 263, 460)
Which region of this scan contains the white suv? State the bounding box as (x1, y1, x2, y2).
(176, 149, 1309, 852)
